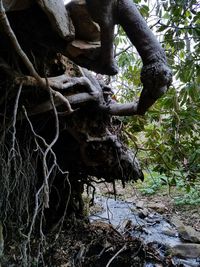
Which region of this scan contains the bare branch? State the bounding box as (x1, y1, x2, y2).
(0, 222, 4, 260)
(11, 83, 22, 158)
(106, 245, 126, 267)
(107, 102, 138, 116)
(15, 74, 100, 96)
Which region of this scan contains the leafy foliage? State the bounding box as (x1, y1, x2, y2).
(114, 0, 200, 195)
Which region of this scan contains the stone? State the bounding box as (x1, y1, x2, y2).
(138, 208, 149, 219)
(147, 202, 166, 213)
(178, 225, 200, 243)
(171, 215, 183, 228)
(171, 216, 200, 243)
(169, 243, 200, 259)
(136, 200, 145, 209)
(4, 0, 75, 41)
(37, 0, 75, 41)
(173, 258, 200, 267)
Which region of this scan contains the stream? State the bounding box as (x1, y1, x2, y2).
(90, 196, 200, 267)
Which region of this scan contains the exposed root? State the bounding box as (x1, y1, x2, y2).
(0, 3, 73, 114)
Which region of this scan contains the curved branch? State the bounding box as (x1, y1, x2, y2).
(98, 101, 138, 116)
(15, 74, 100, 97)
(24, 92, 98, 116)
(117, 0, 172, 115)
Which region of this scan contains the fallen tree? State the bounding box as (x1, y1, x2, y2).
(0, 0, 172, 266)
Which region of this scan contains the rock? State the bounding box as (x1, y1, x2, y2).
(147, 202, 167, 213)
(171, 215, 183, 228)
(172, 258, 200, 267)
(136, 200, 145, 209)
(37, 0, 75, 41)
(162, 227, 177, 237)
(178, 225, 200, 243)
(169, 243, 200, 259)
(68, 0, 100, 42)
(171, 216, 200, 243)
(138, 208, 149, 219)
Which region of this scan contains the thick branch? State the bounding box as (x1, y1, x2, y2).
(98, 101, 138, 116)
(65, 0, 172, 115)
(118, 0, 166, 65)
(117, 0, 172, 114)
(107, 102, 138, 116)
(15, 74, 100, 97)
(24, 93, 98, 116)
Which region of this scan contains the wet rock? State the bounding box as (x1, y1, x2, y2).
(172, 258, 200, 267)
(146, 213, 162, 224)
(169, 243, 200, 258)
(171, 216, 200, 243)
(138, 208, 149, 219)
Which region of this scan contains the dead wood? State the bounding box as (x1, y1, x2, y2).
(0, 1, 171, 265)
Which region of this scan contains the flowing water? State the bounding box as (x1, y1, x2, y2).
(90, 196, 200, 267)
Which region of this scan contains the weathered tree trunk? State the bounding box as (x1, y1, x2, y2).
(0, 1, 144, 234)
(0, 1, 172, 265)
(66, 0, 172, 115)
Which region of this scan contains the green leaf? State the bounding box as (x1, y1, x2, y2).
(139, 5, 149, 17)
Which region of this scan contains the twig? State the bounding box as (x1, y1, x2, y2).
(115, 45, 132, 57)
(11, 83, 22, 158)
(23, 102, 71, 235)
(0, 222, 4, 260)
(106, 244, 126, 267)
(22, 105, 55, 240)
(53, 171, 71, 235)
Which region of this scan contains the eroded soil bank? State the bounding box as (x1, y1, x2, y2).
(2, 182, 200, 267)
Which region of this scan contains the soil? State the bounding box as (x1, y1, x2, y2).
(2, 218, 172, 267)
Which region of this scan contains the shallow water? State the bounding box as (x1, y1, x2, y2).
(90, 196, 200, 267)
(90, 197, 180, 246)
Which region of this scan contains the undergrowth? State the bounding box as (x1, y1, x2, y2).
(136, 170, 200, 206)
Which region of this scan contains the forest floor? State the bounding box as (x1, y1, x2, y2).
(2, 179, 200, 267)
(43, 180, 200, 267)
